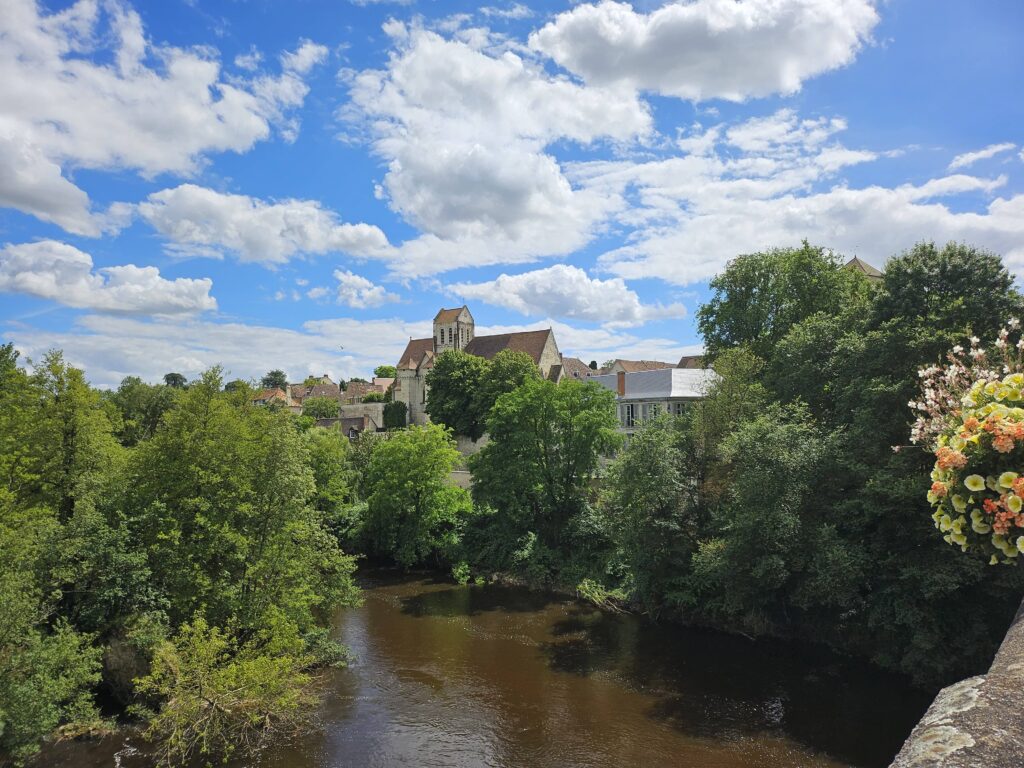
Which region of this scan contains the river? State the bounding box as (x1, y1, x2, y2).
(44, 569, 931, 768)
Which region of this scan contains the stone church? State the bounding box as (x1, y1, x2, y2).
(394, 306, 561, 425)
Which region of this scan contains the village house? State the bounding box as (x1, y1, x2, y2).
(394, 306, 561, 426)
(591, 367, 719, 435)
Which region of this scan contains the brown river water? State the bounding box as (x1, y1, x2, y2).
(43, 569, 931, 768)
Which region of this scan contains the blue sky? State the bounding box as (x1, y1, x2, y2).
(1, 0, 1022, 387)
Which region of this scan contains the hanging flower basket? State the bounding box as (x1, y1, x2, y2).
(911, 320, 1024, 564)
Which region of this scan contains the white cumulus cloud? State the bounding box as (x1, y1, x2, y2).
(332, 270, 400, 308)
(0, 240, 216, 315)
(452, 264, 685, 327)
(136, 184, 393, 265)
(345, 24, 651, 276)
(0, 0, 325, 233)
(529, 0, 878, 101)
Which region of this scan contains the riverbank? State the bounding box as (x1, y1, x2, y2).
(39, 568, 933, 768)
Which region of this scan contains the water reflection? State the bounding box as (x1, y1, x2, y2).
(39, 569, 930, 768)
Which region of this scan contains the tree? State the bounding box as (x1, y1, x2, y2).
(470, 378, 621, 552)
(374, 365, 396, 378)
(126, 368, 358, 633)
(425, 350, 490, 440)
(690, 407, 856, 630)
(223, 379, 248, 394)
(364, 424, 470, 567)
(107, 376, 176, 446)
(163, 373, 187, 389)
(383, 401, 407, 430)
(696, 241, 869, 361)
(599, 417, 695, 614)
(302, 396, 339, 419)
(361, 392, 385, 403)
(261, 370, 288, 390)
(0, 502, 103, 764)
(869, 241, 1024, 337)
(473, 350, 539, 423)
(136, 617, 317, 767)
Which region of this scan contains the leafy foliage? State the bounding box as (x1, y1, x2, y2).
(425, 350, 490, 439)
(696, 241, 869, 361)
(302, 395, 340, 419)
(364, 424, 470, 567)
(261, 370, 288, 390)
(383, 400, 407, 429)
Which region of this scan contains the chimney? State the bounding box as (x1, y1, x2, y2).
(617, 370, 626, 396)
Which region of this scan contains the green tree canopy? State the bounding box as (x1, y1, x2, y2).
(474, 349, 539, 421)
(302, 396, 339, 419)
(425, 350, 490, 440)
(383, 400, 407, 430)
(868, 241, 1024, 336)
(261, 370, 288, 390)
(163, 372, 187, 389)
(374, 365, 397, 378)
(364, 424, 470, 567)
(470, 378, 621, 551)
(696, 241, 869, 361)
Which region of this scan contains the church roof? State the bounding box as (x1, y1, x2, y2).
(465, 329, 553, 364)
(397, 337, 435, 369)
(844, 256, 883, 281)
(433, 306, 467, 323)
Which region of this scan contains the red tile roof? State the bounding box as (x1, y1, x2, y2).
(465, 329, 552, 364)
(397, 337, 435, 369)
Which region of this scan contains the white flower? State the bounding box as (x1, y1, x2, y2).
(971, 336, 981, 346)
(952, 345, 964, 354)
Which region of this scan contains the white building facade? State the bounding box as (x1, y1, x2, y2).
(591, 367, 718, 435)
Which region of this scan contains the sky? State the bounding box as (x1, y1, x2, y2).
(1, 0, 1022, 388)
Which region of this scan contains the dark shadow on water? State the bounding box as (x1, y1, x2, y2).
(399, 583, 563, 618)
(539, 606, 932, 768)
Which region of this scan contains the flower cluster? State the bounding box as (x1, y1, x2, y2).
(914, 320, 1024, 564)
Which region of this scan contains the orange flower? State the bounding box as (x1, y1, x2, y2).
(993, 435, 1015, 453)
(963, 416, 980, 432)
(936, 446, 969, 470)
(930, 481, 949, 498)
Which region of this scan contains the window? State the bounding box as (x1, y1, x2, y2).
(673, 402, 686, 416)
(623, 403, 636, 428)
(448, 327, 453, 343)
(647, 403, 661, 419)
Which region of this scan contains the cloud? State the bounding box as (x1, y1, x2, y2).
(452, 264, 685, 327)
(564, 109, 1024, 284)
(0, 240, 216, 314)
(136, 184, 393, 264)
(2, 314, 431, 388)
(0, 0, 324, 232)
(529, 0, 878, 101)
(280, 40, 328, 74)
(332, 269, 400, 308)
(480, 4, 534, 20)
(948, 142, 1016, 170)
(345, 24, 650, 276)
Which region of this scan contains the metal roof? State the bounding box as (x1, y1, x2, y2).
(590, 367, 718, 400)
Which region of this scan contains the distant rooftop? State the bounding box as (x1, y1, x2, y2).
(844, 256, 883, 282)
(591, 368, 719, 400)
